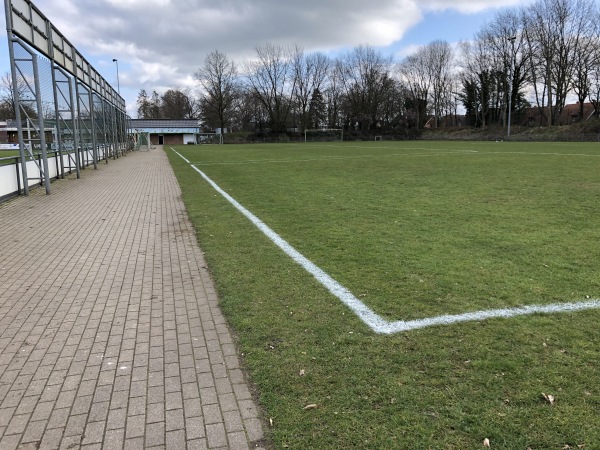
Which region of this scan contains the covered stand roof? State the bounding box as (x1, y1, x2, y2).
(130, 119, 200, 133)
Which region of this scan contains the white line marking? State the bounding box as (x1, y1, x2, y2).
(171, 147, 600, 334)
(175, 151, 191, 164)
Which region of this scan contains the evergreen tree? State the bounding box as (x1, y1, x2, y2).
(308, 88, 326, 128)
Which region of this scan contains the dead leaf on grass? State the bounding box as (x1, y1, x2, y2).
(542, 392, 555, 405)
(303, 404, 318, 410)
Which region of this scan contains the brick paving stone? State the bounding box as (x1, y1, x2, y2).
(103, 428, 125, 449)
(30, 401, 55, 422)
(124, 436, 144, 450)
(39, 427, 63, 449)
(166, 429, 185, 448)
(125, 414, 145, 439)
(185, 417, 206, 440)
(128, 397, 145, 417)
(0, 407, 16, 427)
(244, 417, 265, 442)
(64, 413, 87, 437)
(81, 420, 106, 445)
(165, 408, 184, 431)
(228, 430, 251, 450)
(0, 148, 264, 448)
(206, 422, 227, 448)
(184, 397, 203, 418)
(187, 438, 208, 450)
(106, 408, 127, 430)
(202, 403, 223, 425)
(222, 410, 244, 433)
(144, 421, 165, 447)
(0, 433, 20, 450)
(46, 408, 70, 430)
(5, 413, 30, 436)
(88, 401, 110, 423)
(21, 419, 46, 443)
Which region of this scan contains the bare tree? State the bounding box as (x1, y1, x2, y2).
(244, 43, 297, 133)
(590, 65, 600, 117)
(0, 71, 34, 120)
(195, 50, 238, 131)
(483, 9, 530, 127)
(338, 45, 393, 130)
(161, 88, 196, 119)
(398, 47, 432, 129)
(571, 14, 600, 120)
(292, 48, 330, 132)
(149, 91, 161, 119)
(523, 0, 597, 125)
(571, 38, 599, 120)
(136, 89, 150, 119)
(324, 59, 345, 128)
(424, 40, 454, 128)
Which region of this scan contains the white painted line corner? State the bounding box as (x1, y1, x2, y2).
(171, 148, 600, 334)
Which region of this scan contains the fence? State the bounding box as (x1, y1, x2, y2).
(2, 0, 129, 200)
(0, 147, 115, 201)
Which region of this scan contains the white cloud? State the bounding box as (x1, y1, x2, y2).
(421, 0, 533, 13)
(1, 0, 527, 116)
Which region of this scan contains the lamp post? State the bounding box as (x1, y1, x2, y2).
(507, 36, 516, 141)
(112, 58, 120, 94)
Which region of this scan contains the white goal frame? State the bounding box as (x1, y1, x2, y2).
(196, 133, 224, 145)
(304, 128, 344, 143)
(131, 130, 151, 151)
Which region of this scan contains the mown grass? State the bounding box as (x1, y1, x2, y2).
(0, 150, 21, 165)
(0, 150, 50, 165)
(167, 141, 600, 449)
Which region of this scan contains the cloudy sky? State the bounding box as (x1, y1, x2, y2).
(0, 0, 531, 117)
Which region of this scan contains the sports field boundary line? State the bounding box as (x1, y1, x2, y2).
(171, 147, 600, 335)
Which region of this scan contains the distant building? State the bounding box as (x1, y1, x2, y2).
(524, 102, 595, 126)
(0, 121, 8, 143)
(129, 119, 200, 145)
(0, 120, 54, 146)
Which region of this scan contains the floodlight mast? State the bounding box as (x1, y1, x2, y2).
(113, 59, 120, 94)
(507, 36, 516, 141)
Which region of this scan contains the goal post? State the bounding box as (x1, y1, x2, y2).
(131, 130, 151, 151)
(304, 128, 344, 143)
(196, 133, 223, 144)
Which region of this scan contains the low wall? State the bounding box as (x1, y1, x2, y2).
(0, 148, 109, 202)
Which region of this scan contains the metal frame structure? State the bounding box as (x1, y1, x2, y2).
(304, 128, 344, 142)
(4, 0, 128, 195)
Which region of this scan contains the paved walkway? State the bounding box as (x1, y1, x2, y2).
(0, 148, 266, 449)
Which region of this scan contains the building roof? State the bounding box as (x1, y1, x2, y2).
(129, 119, 200, 129)
(524, 102, 595, 126)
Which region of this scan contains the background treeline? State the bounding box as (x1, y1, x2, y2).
(135, 0, 600, 138)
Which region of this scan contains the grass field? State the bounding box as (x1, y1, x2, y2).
(167, 141, 600, 449)
(0, 150, 49, 165)
(0, 150, 21, 165)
